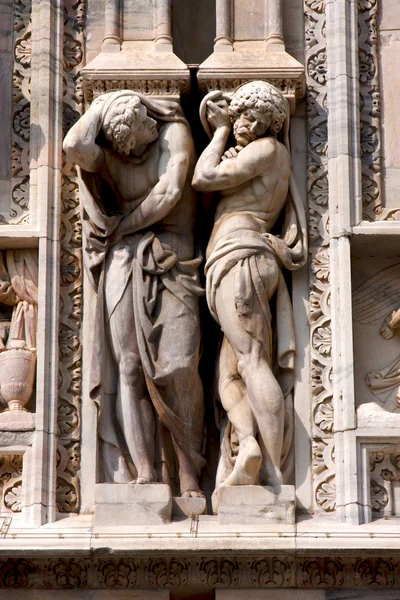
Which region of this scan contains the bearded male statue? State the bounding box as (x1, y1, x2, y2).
(193, 81, 307, 500)
(63, 91, 205, 498)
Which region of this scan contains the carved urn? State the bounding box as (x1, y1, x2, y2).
(0, 344, 36, 411)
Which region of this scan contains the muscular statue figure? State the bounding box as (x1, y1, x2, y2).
(193, 81, 307, 498)
(63, 91, 205, 498)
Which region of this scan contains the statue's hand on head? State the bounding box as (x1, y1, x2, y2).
(206, 100, 231, 132)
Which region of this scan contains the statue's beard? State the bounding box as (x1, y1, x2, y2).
(233, 124, 256, 147)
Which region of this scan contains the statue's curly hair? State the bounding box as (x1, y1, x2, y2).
(229, 81, 288, 136)
(102, 95, 142, 154)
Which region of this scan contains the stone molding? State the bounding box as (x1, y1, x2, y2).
(83, 77, 189, 104)
(1, 554, 400, 589)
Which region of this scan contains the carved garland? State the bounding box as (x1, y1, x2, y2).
(0, 0, 32, 224)
(1, 555, 400, 588)
(305, 0, 335, 513)
(57, 0, 85, 513)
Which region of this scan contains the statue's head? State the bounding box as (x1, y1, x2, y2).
(229, 81, 288, 146)
(101, 94, 159, 155)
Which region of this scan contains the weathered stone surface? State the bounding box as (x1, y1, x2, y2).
(172, 496, 206, 518)
(217, 485, 295, 524)
(94, 483, 172, 526)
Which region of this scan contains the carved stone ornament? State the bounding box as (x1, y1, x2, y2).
(63, 91, 205, 500)
(193, 81, 307, 513)
(0, 250, 38, 431)
(2, 553, 400, 589)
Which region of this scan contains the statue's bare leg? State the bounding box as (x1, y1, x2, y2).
(217, 336, 262, 486)
(156, 289, 205, 497)
(107, 280, 157, 484)
(215, 267, 284, 486)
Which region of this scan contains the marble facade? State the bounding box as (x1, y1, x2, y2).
(0, 0, 400, 597)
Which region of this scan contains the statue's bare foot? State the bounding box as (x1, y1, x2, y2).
(180, 489, 206, 499)
(222, 435, 262, 487)
(128, 468, 157, 485)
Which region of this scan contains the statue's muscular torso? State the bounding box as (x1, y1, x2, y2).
(100, 122, 197, 261)
(206, 138, 291, 259)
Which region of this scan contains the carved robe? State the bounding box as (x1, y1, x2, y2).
(78, 96, 205, 485)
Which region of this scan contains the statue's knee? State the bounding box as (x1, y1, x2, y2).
(119, 352, 143, 386)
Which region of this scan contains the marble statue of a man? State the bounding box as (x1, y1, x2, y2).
(193, 81, 307, 495)
(63, 91, 205, 498)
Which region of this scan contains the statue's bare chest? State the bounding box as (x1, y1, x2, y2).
(103, 146, 159, 205)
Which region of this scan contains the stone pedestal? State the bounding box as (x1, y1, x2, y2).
(94, 483, 172, 526)
(216, 485, 295, 525)
(0, 410, 35, 431)
(172, 496, 206, 518)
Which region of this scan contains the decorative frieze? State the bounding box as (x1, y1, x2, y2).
(2, 554, 400, 589)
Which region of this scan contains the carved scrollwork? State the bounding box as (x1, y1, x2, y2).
(1, 0, 32, 223)
(96, 558, 139, 588)
(57, 0, 85, 513)
(305, 0, 335, 513)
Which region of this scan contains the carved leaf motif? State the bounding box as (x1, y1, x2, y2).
(324, 559, 345, 587)
(47, 559, 88, 588)
(4, 481, 23, 512)
(13, 105, 30, 141)
(0, 559, 33, 588)
(14, 32, 31, 67)
(376, 559, 396, 586)
(250, 559, 271, 586)
(97, 559, 138, 587)
(313, 326, 331, 356)
(219, 559, 240, 587)
(63, 36, 83, 71)
(315, 476, 336, 511)
(305, 0, 325, 12)
(199, 559, 218, 586)
(370, 478, 388, 511)
(145, 559, 168, 587)
(12, 177, 30, 210)
(314, 401, 334, 433)
(169, 559, 189, 587)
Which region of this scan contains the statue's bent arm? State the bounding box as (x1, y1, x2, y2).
(116, 121, 194, 236)
(62, 102, 105, 173)
(193, 135, 280, 193)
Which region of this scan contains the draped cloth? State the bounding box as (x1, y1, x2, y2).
(78, 95, 205, 483)
(205, 179, 307, 486)
(0, 250, 38, 350)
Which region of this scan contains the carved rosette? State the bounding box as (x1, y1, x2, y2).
(1, 0, 32, 224)
(56, 0, 85, 513)
(305, 0, 335, 513)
